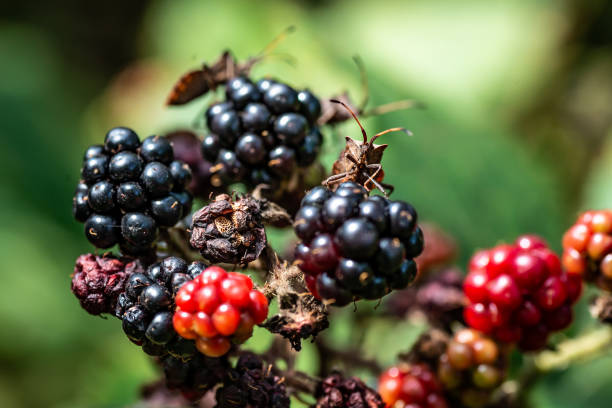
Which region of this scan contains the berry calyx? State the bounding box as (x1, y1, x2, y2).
(173, 266, 268, 357)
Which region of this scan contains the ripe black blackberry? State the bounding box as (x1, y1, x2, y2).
(294, 182, 422, 306)
(160, 353, 230, 401)
(201, 77, 323, 190)
(115, 256, 207, 360)
(72, 127, 193, 255)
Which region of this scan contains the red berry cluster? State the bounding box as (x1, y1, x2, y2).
(437, 329, 505, 408)
(378, 364, 448, 408)
(463, 235, 582, 350)
(172, 266, 268, 357)
(562, 210, 612, 290)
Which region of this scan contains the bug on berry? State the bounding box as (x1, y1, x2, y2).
(324, 99, 411, 196)
(166, 27, 296, 106)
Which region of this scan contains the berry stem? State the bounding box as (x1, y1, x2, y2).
(534, 326, 612, 371)
(315, 337, 383, 375)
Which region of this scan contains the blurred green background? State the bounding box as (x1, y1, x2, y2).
(1, 0, 612, 407)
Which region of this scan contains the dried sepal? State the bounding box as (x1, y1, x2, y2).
(590, 293, 612, 324)
(398, 328, 450, 368)
(262, 250, 329, 351)
(314, 371, 385, 408)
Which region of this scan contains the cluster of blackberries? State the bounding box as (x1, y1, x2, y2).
(463, 235, 582, 351)
(437, 329, 505, 408)
(215, 353, 290, 408)
(160, 353, 229, 401)
(73, 127, 193, 255)
(115, 257, 206, 360)
(201, 77, 323, 189)
(562, 210, 612, 290)
(316, 371, 385, 408)
(378, 364, 448, 408)
(293, 182, 423, 306)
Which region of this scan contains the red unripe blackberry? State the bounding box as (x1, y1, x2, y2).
(73, 127, 192, 255)
(563, 210, 612, 289)
(379, 364, 447, 408)
(173, 266, 268, 357)
(294, 183, 421, 305)
(437, 329, 506, 408)
(464, 235, 581, 351)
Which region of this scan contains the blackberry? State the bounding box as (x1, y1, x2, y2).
(201, 77, 324, 191)
(293, 182, 422, 306)
(72, 127, 193, 255)
(115, 257, 206, 360)
(215, 353, 290, 408)
(161, 353, 229, 401)
(463, 235, 582, 351)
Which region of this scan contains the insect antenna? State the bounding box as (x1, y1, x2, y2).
(330, 99, 368, 143)
(368, 127, 412, 148)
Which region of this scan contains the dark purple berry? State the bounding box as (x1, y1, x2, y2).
(146, 311, 175, 344)
(206, 101, 233, 126)
(151, 195, 183, 226)
(256, 78, 276, 93)
(83, 145, 105, 160)
(187, 261, 208, 279)
(405, 227, 424, 258)
(249, 168, 277, 187)
(139, 284, 171, 312)
(162, 256, 188, 275)
(388, 259, 417, 290)
(170, 191, 193, 216)
(81, 155, 109, 184)
(140, 135, 173, 164)
(121, 212, 157, 246)
(235, 133, 267, 165)
(301, 186, 332, 207)
(388, 201, 417, 240)
(335, 218, 379, 260)
(294, 205, 324, 242)
(274, 113, 308, 145)
(210, 110, 242, 143)
(216, 149, 246, 181)
(297, 90, 321, 123)
(241, 102, 271, 132)
(122, 305, 148, 343)
(359, 199, 388, 232)
(361, 275, 388, 300)
(88, 181, 116, 213)
(142, 340, 166, 356)
(126, 273, 152, 299)
(171, 273, 191, 294)
(335, 182, 367, 200)
(263, 83, 298, 114)
(84, 214, 118, 248)
(310, 233, 339, 271)
(336, 258, 373, 291)
(226, 77, 250, 92)
(140, 162, 173, 197)
(201, 134, 222, 161)
(316, 272, 352, 306)
(169, 160, 192, 188)
(116, 182, 146, 210)
(104, 127, 140, 154)
(146, 263, 168, 284)
(227, 81, 261, 109)
(294, 243, 319, 275)
(268, 146, 296, 175)
(322, 195, 358, 230)
(375, 237, 405, 273)
(108, 151, 142, 182)
(73, 191, 91, 222)
(296, 129, 321, 166)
